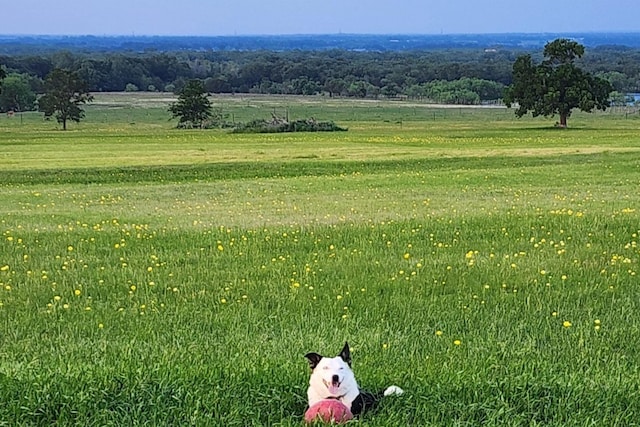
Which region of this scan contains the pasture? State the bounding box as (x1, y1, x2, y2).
(1, 94, 640, 426)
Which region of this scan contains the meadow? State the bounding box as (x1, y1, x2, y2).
(1, 93, 640, 426)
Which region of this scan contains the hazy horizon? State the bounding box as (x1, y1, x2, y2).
(3, 0, 639, 37)
(3, 30, 640, 38)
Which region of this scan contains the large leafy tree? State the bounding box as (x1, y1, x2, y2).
(168, 79, 212, 128)
(38, 68, 93, 130)
(504, 39, 612, 127)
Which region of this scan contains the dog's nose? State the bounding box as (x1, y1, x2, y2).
(332, 375, 340, 384)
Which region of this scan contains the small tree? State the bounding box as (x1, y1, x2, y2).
(124, 83, 139, 92)
(504, 38, 612, 127)
(38, 68, 93, 130)
(168, 79, 212, 128)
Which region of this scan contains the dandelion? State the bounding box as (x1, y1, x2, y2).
(67, 245, 74, 252)
(98, 323, 104, 329)
(382, 343, 389, 349)
(453, 340, 462, 346)
(220, 298, 227, 304)
(74, 289, 81, 296)
(130, 285, 136, 292)
(1, 265, 9, 272)
(435, 330, 443, 336)
(563, 321, 572, 328)
(403, 253, 411, 260)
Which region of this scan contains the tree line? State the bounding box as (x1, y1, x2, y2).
(168, 39, 612, 130)
(1, 46, 640, 113)
(0, 39, 619, 129)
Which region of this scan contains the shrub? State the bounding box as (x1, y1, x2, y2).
(231, 117, 347, 133)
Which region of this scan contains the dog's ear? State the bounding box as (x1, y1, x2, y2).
(339, 341, 351, 366)
(304, 352, 323, 370)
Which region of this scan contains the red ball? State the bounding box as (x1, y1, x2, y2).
(304, 399, 354, 424)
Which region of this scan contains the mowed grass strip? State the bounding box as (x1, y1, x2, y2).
(1, 96, 640, 426)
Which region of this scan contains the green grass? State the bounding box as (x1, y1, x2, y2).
(1, 94, 640, 426)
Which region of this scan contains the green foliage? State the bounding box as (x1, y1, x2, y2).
(504, 39, 613, 127)
(0, 73, 36, 112)
(543, 38, 585, 64)
(38, 68, 93, 130)
(168, 79, 212, 128)
(406, 78, 506, 104)
(4, 43, 640, 103)
(0, 65, 6, 92)
(232, 117, 347, 133)
(599, 71, 633, 93)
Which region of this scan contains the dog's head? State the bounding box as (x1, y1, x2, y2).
(305, 342, 358, 398)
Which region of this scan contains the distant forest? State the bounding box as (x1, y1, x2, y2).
(1, 34, 640, 111)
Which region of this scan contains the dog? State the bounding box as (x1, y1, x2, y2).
(304, 341, 403, 416)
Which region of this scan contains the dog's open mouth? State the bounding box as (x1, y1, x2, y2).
(323, 377, 342, 395)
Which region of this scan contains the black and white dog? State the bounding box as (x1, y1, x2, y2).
(304, 342, 403, 416)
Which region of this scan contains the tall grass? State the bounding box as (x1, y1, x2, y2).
(1, 95, 640, 425)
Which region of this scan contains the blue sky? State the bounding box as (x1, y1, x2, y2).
(3, 0, 639, 36)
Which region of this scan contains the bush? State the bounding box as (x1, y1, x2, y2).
(231, 118, 347, 133)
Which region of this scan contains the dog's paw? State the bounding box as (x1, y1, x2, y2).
(383, 385, 404, 396)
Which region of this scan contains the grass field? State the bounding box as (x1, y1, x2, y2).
(1, 93, 640, 426)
